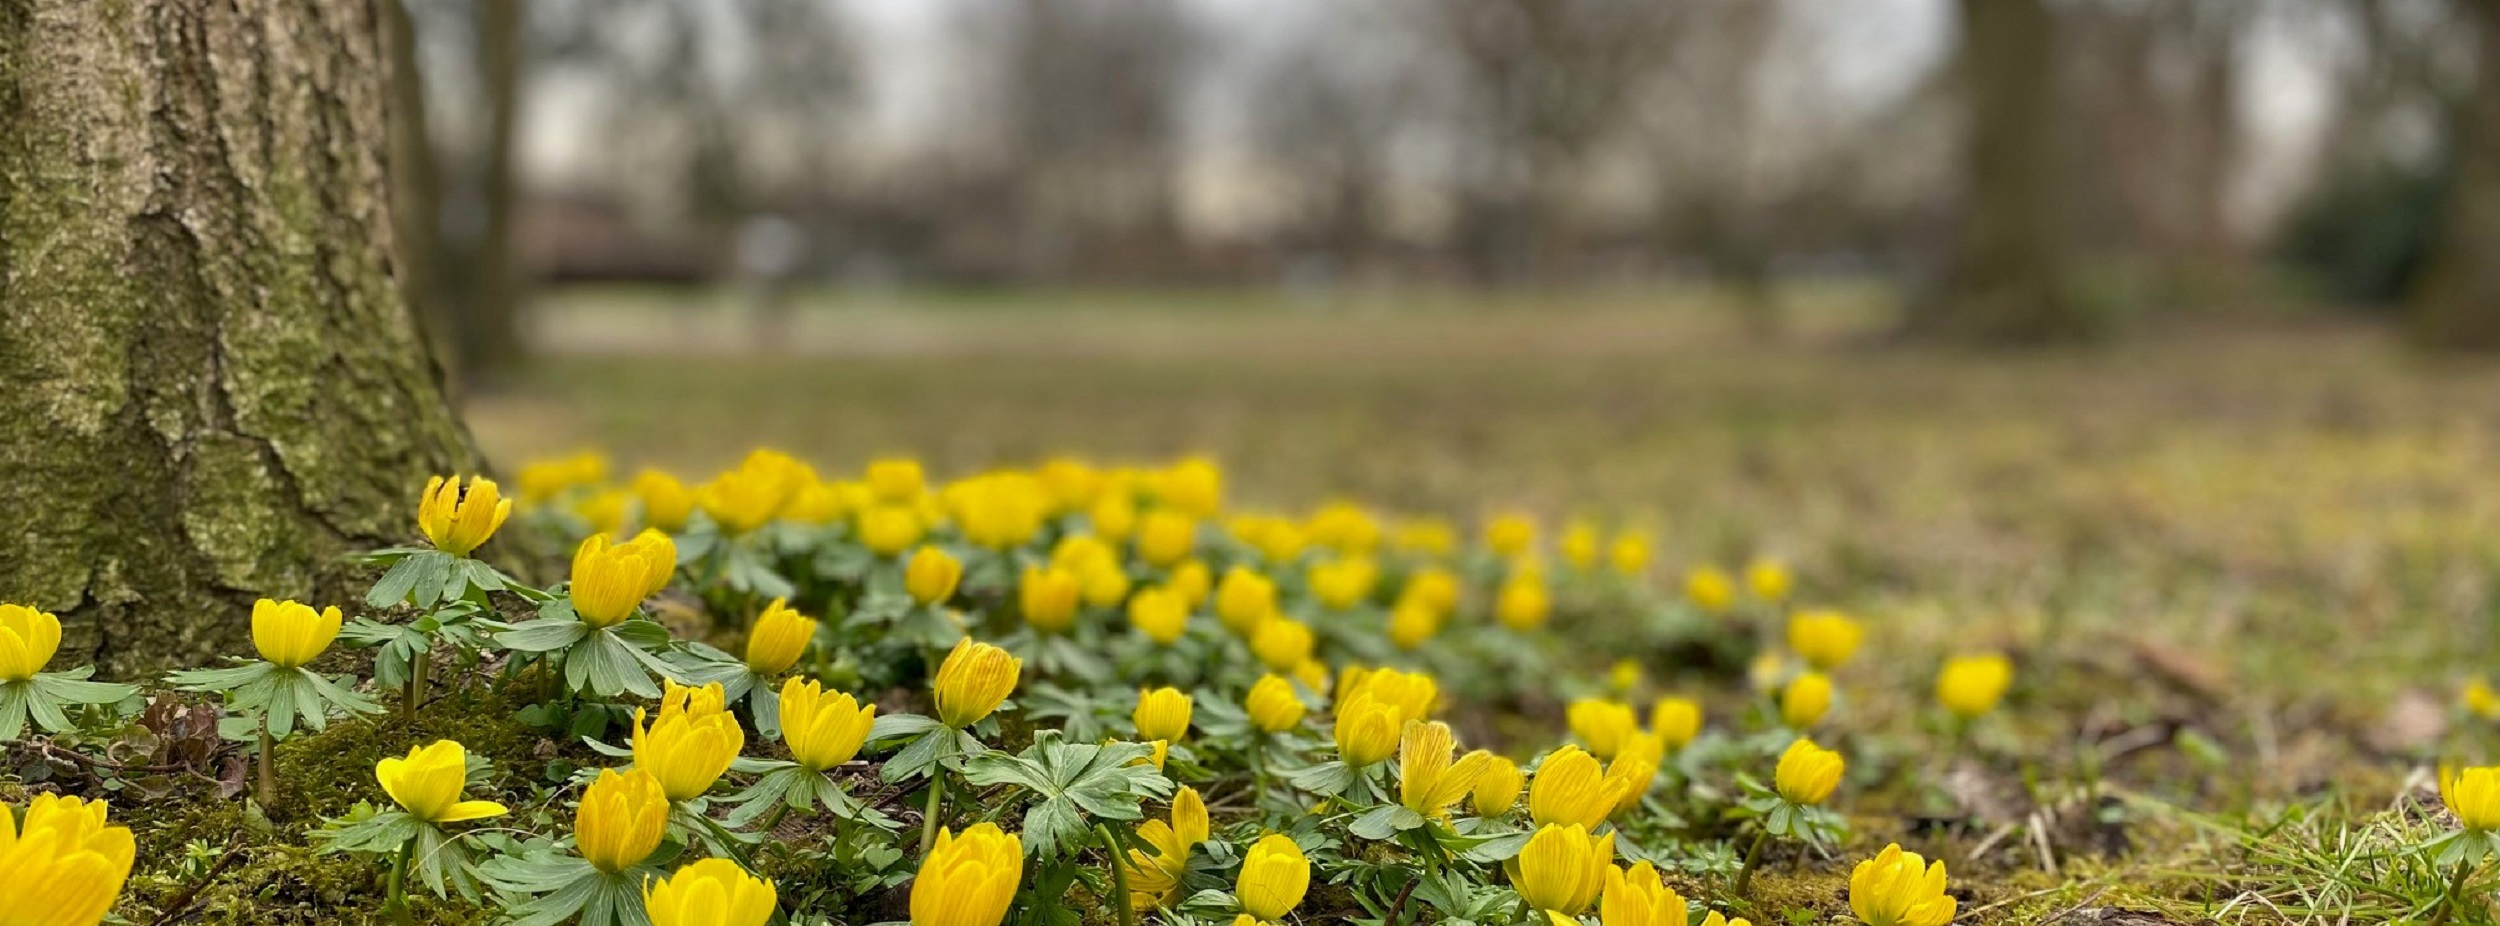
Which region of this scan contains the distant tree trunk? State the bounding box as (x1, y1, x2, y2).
(385, 0, 456, 380)
(2410, 0, 2500, 350)
(454, 0, 527, 382)
(0, 0, 479, 673)
(1913, 0, 2092, 343)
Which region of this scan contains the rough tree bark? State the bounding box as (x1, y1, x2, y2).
(1912, 0, 2095, 344)
(0, 0, 480, 674)
(2410, 0, 2500, 350)
(451, 0, 527, 382)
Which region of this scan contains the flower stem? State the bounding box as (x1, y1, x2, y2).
(2430, 858, 2473, 926)
(1096, 823, 1137, 926)
(918, 777, 946, 857)
(383, 836, 415, 926)
(757, 802, 791, 834)
(255, 714, 278, 809)
(1733, 828, 1771, 898)
(403, 650, 430, 719)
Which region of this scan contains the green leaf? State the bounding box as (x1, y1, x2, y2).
(870, 713, 943, 743)
(498, 619, 592, 653)
(166, 661, 280, 692)
(367, 551, 441, 608)
(0, 684, 28, 741)
(1349, 804, 1428, 840)
(1286, 760, 1359, 798)
(961, 733, 1174, 860)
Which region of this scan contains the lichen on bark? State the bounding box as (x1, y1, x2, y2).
(0, 0, 479, 674)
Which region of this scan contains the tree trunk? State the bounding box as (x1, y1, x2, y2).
(0, 0, 479, 674)
(385, 0, 456, 384)
(1914, 0, 2093, 344)
(452, 0, 528, 383)
(2410, 0, 2500, 350)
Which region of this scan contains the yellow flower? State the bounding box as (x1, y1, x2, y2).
(632, 469, 695, 532)
(1334, 691, 1405, 767)
(1135, 687, 1193, 742)
(1849, 844, 1957, 926)
(418, 475, 512, 557)
(376, 740, 508, 825)
(1123, 787, 1209, 910)
(859, 505, 925, 557)
(2446, 764, 2500, 830)
(1236, 833, 1310, 922)
(1567, 699, 1640, 760)
(1604, 733, 1663, 817)
(1387, 599, 1441, 650)
(1136, 511, 1197, 568)
(1748, 652, 1789, 693)
(577, 489, 632, 538)
(1746, 559, 1791, 602)
(1596, 861, 1687, 926)
(1529, 746, 1626, 829)
(1018, 565, 1081, 634)
(646, 858, 777, 926)
(1398, 721, 1496, 819)
(1402, 567, 1461, 614)
(1308, 557, 1378, 611)
(519, 450, 609, 503)
(0, 793, 134, 926)
(1306, 501, 1381, 554)
(632, 681, 744, 802)
(1169, 559, 1213, 609)
(906, 545, 965, 606)
(1150, 457, 1224, 519)
(1608, 530, 1651, 576)
(251, 599, 342, 669)
(700, 449, 815, 535)
(1684, 567, 1735, 613)
(1780, 671, 1833, 729)
(1245, 674, 1306, 733)
(1392, 517, 1458, 557)
(1786, 610, 1863, 671)
(1560, 521, 1600, 571)
(782, 481, 848, 526)
(866, 458, 925, 504)
(947, 472, 1048, 550)
(1507, 823, 1613, 915)
(914, 823, 1023, 926)
(575, 768, 668, 873)
(1251, 619, 1314, 671)
(743, 599, 816, 676)
(1485, 512, 1537, 558)
(1127, 587, 1189, 645)
(1214, 567, 1277, 636)
(1650, 697, 1702, 751)
(1936, 653, 2014, 720)
(1078, 562, 1131, 610)
(1342, 667, 1439, 721)
(1699, 914, 1752, 926)
(934, 638, 1021, 728)
(1471, 754, 1524, 817)
(1774, 738, 1844, 806)
(1231, 513, 1307, 564)
(569, 530, 678, 628)
(1495, 570, 1551, 631)
(1040, 457, 1103, 513)
(1608, 659, 1642, 694)
(781, 678, 877, 771)
(0, 603, 63, 681)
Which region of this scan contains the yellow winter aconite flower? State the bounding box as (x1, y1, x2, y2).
(743, 598, 816, 676)
(1135, 687, 1193, 742)
(1471, 754, 1524, 817)
(1236, 834, 1310, 922)
(519, 450, 609, 503)
(1485, 512, 1537, 558)
(1310, 557, 1377, 611)
(418, 475, 511, 557)
(858, 505, 924, 557)
(865, 458, 925, 503)
(1169, 559, 1213, 608)
(1398, 721, 1496, 819)
(1153, 457, 1225, 519)
(1685, 567, 1736, 613)
(1774, 738, 1844, 806)
(1936, 653, 2015, 720)
(575, 768, 668, 873)
(0, 793, 135, 926)
(948, 471, 1048, 550)
(1135, 510, 1197, 568)
(1603, 732, 1663, 817)
(934, 638, 1021, 728)
(1787, 610, 1864, 671)
(1214, 567, 1278, 635)
(1090, 492, 1139, 543)
(632, 469, 695, 532)
(782, 481, 848, 526)
(1343, 666, 1440, 720)
(1386, 598, 1442, 650)
(2444, 764, 2500, 830)
(1566, 698, 1640, 760)
(906, 545, 964, 606)
(1507, 823, 1613, 915)
(1699, 914, 1752, 926)
(1402, 567, 1461, 614)
(913, 823, 1023, 926)
(1780, 671, 1834, 729)
(1232, 513, 1308, 564)
(1306, 501, 1380, 554)
(700, 449, 815, 535)
(1124, 786, 1210, 910)
(1608, 659, 1642, 694)
(632, 681, 744, 802)
(1608, 530, 1651, 577)
(1746, 559, 1791, 602)
(645, 858, 777, 926)
(1494, 569, 1551, 631)
(0, 603, 63, 681)
(1560, 521, 1600, 571)
(781, 678, 877, 771)
(1650, 697, 1702, 751)
(1529, 746, 1627, 829)
(577, 489, 632, 538)
(570, 530, 678, 628)
(1245, 674, 1306, 733)
(251, 598, 343, 669)
(1334, 691, 1405, 767)
(1019, 565, 1081, 634)
(376, 740, 508, 824)
(1594, 861, 1686, 926)
(1393, 517, 1458, 557)
(1251, 619, 1315, 671)
(1127, 587, 1189, 645)
(1849, 844, 1957, 926)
